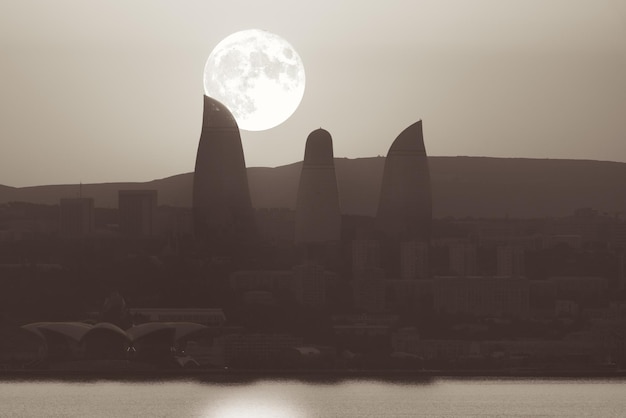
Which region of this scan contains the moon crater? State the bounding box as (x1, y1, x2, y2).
(204, 30, 305, 131)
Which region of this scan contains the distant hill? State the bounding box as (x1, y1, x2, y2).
(1, 156, 626, 218)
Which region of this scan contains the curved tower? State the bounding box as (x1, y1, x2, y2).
(192, 96, 255, 250)
(294, 129, 341, 244)
(376, 120, 432, 241)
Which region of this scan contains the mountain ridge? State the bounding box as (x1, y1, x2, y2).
(2, 156, 625, 218)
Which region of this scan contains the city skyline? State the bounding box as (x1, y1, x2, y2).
(1, 0, 625, 187)
(3, 3, 626, 414)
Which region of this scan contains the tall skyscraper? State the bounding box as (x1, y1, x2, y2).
(192, 96, 255, 250)
(376, 120, 432, 241)
(294, 128, 341, 244)
(118, 190, 157, 236)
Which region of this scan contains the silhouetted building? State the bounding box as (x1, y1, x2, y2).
(392, 330, 480, 362)
(400, 241, 429, 279)
(555, 300, 579, 317)
(352, 239, 380, 270)
(548, 208, 614, 245)
(214, 333, 302, 367)
(434, 276, 529, 318)
(229, 270, 294, 294)
(59, 197, 94, 237)
(448, 240, 477, 276)
(391, 327, 421, 353)
(612, 222, 626, 250)
(496, 245, 525, 277)
(242, 290, 275, 306)
(332, 314, 396, 353)
(386, 279, 433, 312)
(192, 96, 255, 251)
(153, 206, 194, 237)
(294, 129, 341, 244)
(542, 234, 582, 250)
(617, 253, 626, 291)
(293, 263, 329, 307)
(376, 120, 431, 241)
(118, 190, 157, 236)
(254, 208, 295, 245)
(353, 268, 386, 312)
(230, 266, 335, 308)
(547, 276, 608, 308)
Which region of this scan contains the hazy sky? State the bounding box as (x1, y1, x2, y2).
(1, 0, 625, 187)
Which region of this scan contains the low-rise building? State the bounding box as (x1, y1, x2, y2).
(213, 333, 303, 367)
(434, 276, 529, 318)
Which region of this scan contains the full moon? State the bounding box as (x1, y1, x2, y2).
(203, 29, 306, 131)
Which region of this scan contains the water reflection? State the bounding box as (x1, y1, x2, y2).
(207, 402, 304, 418)
(202, 381, 307, 418)
(1, 378, 625, 417)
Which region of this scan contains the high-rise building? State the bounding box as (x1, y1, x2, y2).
(192, 96, 255, 250)
(59, 197, 94, 237)
(376, 120, 432, 241)
(118, 190, 157, 236)
(294, 128, 341, 244)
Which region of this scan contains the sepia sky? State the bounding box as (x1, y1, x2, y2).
(1, 0, 625, 187)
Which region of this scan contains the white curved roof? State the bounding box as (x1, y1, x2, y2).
(22, 321, 207, 343)
(85, 322, 129, 340)
(127, 323, 175, 341)
(22, 322, 92, 342)
(21, 323, 48, 340)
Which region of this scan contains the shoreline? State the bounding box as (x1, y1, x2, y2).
(1, 368, 625, 382)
